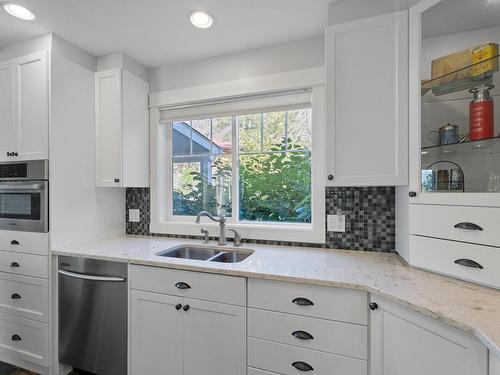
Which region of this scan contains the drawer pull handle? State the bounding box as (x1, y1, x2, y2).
(11, 334, 21, 341)
(454, 258, 484, 269)
(10, 240, 19, 245)
(175, 282, 191, 290)
(11, 293, 21, 300)
(454, 222, 483, 231)
(175, 304, 182, 310)
(10, 262, 20, 268)
(292, 361, 314, 372)
(292, 330, 314, 340)
(292, 297, 314, 307)
(183, 304, 190, 311)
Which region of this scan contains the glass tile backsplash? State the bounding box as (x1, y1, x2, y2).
(126, 186, 395, 252)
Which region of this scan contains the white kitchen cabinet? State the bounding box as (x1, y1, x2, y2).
(325, 11, 408, 186)
(183, 297, 246, 375)
(369, 295, 487, 375)
(397, 0, 500, 288)
(129, 267, 246, 375)
(491, 353, 500, 375)
(95, 68, 149, 187)
(0, 52, 48, 162)
(129, 290, 183, 375)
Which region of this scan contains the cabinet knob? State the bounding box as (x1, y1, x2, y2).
(327, 174, 334, 181)
(183, 304, 190, 311)
(11, 293, 21, 300)
(10, 240, 19, 245)
(175, 304, 182, 310)
(409, 191, 417, 197)
(369, 302, 379, 311)
(175, 282, 191, 290)
(10, 262, 20, 268)
(6, 152, 11, 157)
(292, 361, 314, 372)
(114, 178, 120, 183)
(292, 297, 314, 306)
(13, 152, 18, 157)
(11, 334, 21, 341)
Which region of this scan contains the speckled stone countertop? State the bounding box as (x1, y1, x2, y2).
(53, 235, 500, 358)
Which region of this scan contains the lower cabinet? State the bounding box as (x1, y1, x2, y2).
(369, 295, 488, 375)
(129, 268, 246, 375)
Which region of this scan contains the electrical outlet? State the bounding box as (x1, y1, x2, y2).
(129, 209, 140, 223)
(327, 214, 346, 232)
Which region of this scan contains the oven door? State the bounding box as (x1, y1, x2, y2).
(0, 180, 48, 232)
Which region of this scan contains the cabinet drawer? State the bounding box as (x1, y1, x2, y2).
(410, 205, 500, 247)
(0, 273, 49, 322)
(130, 265, 246, 306)
(248, 279, 367, 324)
(0, 251, 48, 279)
(0, 231, 49, 255)
(410, 235, 500, 288)
(248, 338, 367, 375)
(249, 308, 367, 359)
(0, 312, 49, 367)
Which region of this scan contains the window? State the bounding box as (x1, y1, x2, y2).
(151, 77, 325, 243)
(171, 107, 312, 223)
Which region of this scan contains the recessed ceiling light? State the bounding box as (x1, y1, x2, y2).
(189, 10, 214, 29)
(2, 2, 36, 20)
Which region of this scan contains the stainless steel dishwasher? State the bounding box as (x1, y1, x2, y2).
(58, 256, 127, 375)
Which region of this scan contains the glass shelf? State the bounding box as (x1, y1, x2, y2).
(421, 136, 500, 159)
(422, 54, 499, 96)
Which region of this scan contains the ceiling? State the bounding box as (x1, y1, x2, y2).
(422, 0, 500, 38)
(0, 0, 331, 68)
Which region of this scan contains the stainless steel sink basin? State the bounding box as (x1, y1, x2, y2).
(156, 245, 253, 263)
(157, 246, 220, 260)
(210, 251, 251, 263)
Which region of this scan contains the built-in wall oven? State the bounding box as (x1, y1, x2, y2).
(0, 160, 49, 233)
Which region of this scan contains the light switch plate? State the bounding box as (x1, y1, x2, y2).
(129, 209, 140, 223)
(327, 214, 346, 232)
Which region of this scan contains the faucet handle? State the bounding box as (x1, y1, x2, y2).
(201, 228, 209, 244)
(228, 229, 242, 247)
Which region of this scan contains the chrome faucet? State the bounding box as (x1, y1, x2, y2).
(195, 211, 227, 245)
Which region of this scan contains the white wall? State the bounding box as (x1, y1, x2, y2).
(149, 36, 325, 92)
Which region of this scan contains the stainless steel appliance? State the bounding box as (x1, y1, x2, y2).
(58, 256, 127, 375)
(0, 160, 49, 232)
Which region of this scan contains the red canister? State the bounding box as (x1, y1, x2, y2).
(469, 85, 494, 141)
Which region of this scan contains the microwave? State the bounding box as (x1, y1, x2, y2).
(0, 160, 49, 233)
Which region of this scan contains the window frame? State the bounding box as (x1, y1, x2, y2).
(150, 68, 326, 243)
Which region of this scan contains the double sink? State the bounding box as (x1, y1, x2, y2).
(157, 245, 253, 263)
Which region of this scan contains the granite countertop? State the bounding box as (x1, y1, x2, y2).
(53, 235, 500, 358)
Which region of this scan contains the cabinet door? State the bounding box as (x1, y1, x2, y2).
(95, 69, 123, 187)
(183, 298, 246, 375)
(16, 52, 49, 160)
(0, 60, 16, 161)
(326, 11, 408, 186)
(370, 295, 487, 375)
(129, 290, 183, 375)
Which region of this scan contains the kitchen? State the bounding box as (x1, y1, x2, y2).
(0, 0, 499, 374)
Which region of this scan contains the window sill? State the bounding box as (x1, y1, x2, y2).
(149, 221, 325, 244)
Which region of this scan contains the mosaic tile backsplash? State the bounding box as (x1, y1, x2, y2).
(126, 186, 395, 252)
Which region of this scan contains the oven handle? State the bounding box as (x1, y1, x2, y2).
(0, 183, 45, 191)
(58, 269, 126, 282)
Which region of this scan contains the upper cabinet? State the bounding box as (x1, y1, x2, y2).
(95, 68, 149, 187)
(0, 52, 48, 162)
(409, 0, 500, 207)
(325, 11, 408, 186)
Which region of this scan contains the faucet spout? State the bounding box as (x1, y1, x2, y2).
(195, 210, 227, 245)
